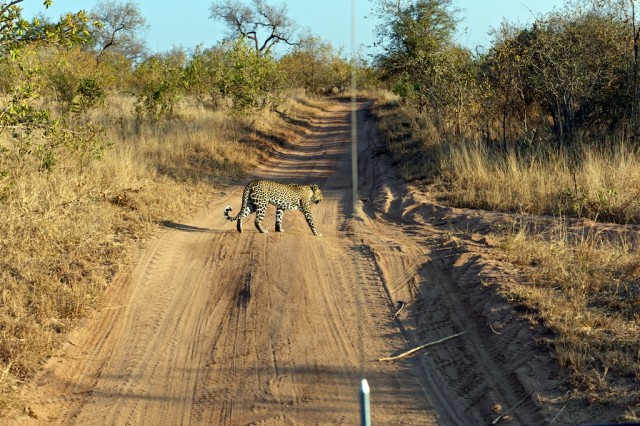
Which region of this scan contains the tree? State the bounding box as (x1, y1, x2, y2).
(218, 37, 285, 114)
(89, 0, 148, 64)
(483, 22, 532, 143)
(518, 9, 629, 145)
(373, 0, 458, 78)
(0, 1, 102, 171)
(0, 0, 90, 55)
(40, 45, 106, 113)
(184, 45, 227, 106)
(609, 0, 640, 140)
(279, 36, 350, 95)
(132, 48, 187, 121)
(372, 0, 460, 113)
(209, 0, 300, 54)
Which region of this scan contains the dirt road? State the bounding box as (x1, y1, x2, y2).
(11, 100, 559, 425)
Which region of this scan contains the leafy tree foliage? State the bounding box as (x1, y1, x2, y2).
(184, 45, 227, 106)
(0, 1, 105, 171)
(481, 3, 632, 145)
(480, 22, 531, 144)
(373, 0, 640, 149)
(373, 0, 468, 115)
(373, 0, 458, 78)
(219, 37, 284, 114)
(129, 38, 286, 119)
(539, 14, 623, 143)
(74, 77, 106, 112)
(373, 0, 480, 137)
(132, 49, 187, 121)
(0, 0, 91, 56)
(279, 36, 350, 95)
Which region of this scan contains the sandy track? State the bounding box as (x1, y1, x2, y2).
(10, 100, 556, 425)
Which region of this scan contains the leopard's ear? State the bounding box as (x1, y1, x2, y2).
(311, 184, 318, 191)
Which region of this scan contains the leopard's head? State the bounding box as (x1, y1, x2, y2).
(310, 184, 323, 205)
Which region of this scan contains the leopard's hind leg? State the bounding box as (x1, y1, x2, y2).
(275, 207, 285, 232)
(236, 202, 256, 233)
(254, 203, 268, 233)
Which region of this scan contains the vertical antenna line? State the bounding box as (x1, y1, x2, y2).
(350, 0, 365, 381)
(351, 0, 358, 211)
(351, 5, 371, 424)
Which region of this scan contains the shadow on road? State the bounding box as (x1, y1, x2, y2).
(159, 220, 214, 233)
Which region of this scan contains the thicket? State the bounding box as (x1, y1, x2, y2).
(373, 0, 640, 224)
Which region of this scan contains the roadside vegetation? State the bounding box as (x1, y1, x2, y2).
(371, 0, 639, 417)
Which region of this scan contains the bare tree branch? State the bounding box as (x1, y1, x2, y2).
(209, 0, 299, 54)
(90, 0, 147, 64)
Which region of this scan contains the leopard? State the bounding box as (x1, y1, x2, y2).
(224, 180, 323, 236)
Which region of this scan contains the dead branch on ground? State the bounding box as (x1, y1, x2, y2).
(378, 331, 466, 362)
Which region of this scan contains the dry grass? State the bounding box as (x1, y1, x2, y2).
(501, 223, 640, 410)
(0, 94, 319, 410)
(440, 141, 640, 223)
(372, 99, 640, 225)
(372, 98, 442, 182)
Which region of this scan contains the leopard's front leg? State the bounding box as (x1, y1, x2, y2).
(300, 204, 321, 236)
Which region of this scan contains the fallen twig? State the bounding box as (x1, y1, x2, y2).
(491, 389, 535, 424)
(378, 331, 466, 362)
(391, 300, 405, 319)
(549, 404, 566, 424)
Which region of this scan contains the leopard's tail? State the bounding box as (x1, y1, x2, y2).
(224, 206, 238, 221)
(223, 185, 251, 222)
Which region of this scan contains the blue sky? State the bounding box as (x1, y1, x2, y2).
(21, 0, 565, 54)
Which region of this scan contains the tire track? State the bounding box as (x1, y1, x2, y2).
(68, 230, 201, 424)
(353, 216, 546, 424)
(354, 100, 548, 424)
(419, 252, 543, 424)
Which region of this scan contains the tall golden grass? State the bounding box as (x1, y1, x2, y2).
(0, 94, 318, 410)
(441, 141, 640, 223)
(375, 99, 640, 224)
